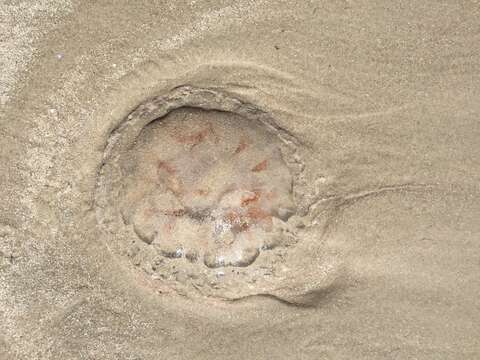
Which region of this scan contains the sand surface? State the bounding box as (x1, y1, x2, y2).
(1, 1, 479, 359)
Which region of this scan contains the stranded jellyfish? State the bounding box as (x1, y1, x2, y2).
(119, 108, 297, 269)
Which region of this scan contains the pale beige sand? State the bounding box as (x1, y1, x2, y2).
(1, 1, 479, 359)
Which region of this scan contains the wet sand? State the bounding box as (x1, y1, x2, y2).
(1, 1, 479, 359)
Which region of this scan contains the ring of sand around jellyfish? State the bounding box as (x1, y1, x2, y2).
(95, 86, 335, 302)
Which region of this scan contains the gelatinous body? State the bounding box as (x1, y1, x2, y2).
(120, 108, 296, 271)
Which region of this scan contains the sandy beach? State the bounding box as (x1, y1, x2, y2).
(1, 1, 479, 359)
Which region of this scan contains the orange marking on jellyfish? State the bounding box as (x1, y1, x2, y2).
(251, 159, 268, 172)
(175, 123, 220, 148)
(176, 127, 210, 147)
(234, 138, 248, 154)
(178, 130, 207, 145)
(241, 190, 261, 207)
